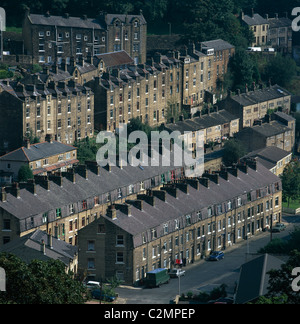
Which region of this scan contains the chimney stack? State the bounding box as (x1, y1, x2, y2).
(115, 203, 132, 216)
(48, 172, 63, 187)
(85, 161, 100, 175)
(48, 233, 53, 249)
(41, 240, 46, 255)
(20, 179, 36, 195)
(1, 187, 7, 202)
(199, 177, 210, 188)
(107, 205, 117, 220)
(151, 190, 167, 202)
(34, 175, 50, 191)
(62, 168, 76, 183)
(24, 138, 31, 149)
(45, 134, 53, 144)
(76, 165, 88, 180)
(12, 183, 20, 198)
(126, 199, 144, 211)
(185, 178, 200, 190)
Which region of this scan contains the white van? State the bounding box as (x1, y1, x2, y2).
(248, 47, 262, 52)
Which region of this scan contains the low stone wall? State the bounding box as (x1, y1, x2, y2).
(283, 207, 300, 215)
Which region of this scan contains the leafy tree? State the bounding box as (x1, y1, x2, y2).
(258, 226, 300, 255)
(222, 139, 246, 166)
(75, 136, 101, 164)
(18, 165, 33, 182)
(0, 253, 87, 304)
(280, 159, 300, 207)
(263, 55, 297, 88)
(229, 49, 260, 91)
(267, 250, 300, 304)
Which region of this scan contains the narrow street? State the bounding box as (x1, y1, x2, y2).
(115, 214, 300, 304)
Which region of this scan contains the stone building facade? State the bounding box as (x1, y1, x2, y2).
(78, 159, 282, 284)
(235, 112, 296, 153)
(22, 10, 147, 65)
(219, 84, 291, 130)
(87, 39, 235, 133)
(0, 157, 194, 248)
(86, 53, 182, 132)
(0, 79, 94, 154)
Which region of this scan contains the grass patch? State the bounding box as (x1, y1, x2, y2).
(282, 200, 300, 210)
(6, 27, 22, 33)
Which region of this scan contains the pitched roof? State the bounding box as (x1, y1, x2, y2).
(235, 254, 284, 304)
(0, 229, 78, 266)
(268, 17, 292, 28)
(242, 146, 291, 170)
(251, 120, 291, 138)
(242, 13, 268, 26)
(0, 141, 76, 162)
(94, 51, 134, 68)
(105, 13, 147, 25)
(0, 155, 193, 222)
(229, 85, 291, 106)
(164, 109, 239, 134)
(28, 13, 105, 29)
(200, 39, 235, 51)
(101, 162, 280, 247)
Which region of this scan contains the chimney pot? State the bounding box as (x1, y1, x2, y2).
(48, 233, 53, 249)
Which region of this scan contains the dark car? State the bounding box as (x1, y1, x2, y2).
(91, 289, 116, 302)
(271, 223, 286, 233)
(207, 251, 224, 261)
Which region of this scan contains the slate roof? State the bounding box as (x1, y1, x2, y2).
(200, 39, 235, 51)
(29, 13, 105, 29)
(94, 51, 134, 68)
(242, 13, 268, 26)
(105, 14, 147, 26)
(0, 156, 192, 222)
(101, 162, 280, 247)
(242, 146, 291, 170)
(268, 17, 292, 28)
(251, 120, 291, 138)
(235, 254, 284, 304)
(0, 80, 92, 102)
(28, 13, 146, 29)
(0, 141, 76, 163)
(0, 229, 78, 266)
(230, 85, 291, 107)
(164, 110, 239, 134)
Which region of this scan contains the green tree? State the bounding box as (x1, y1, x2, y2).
(280, 159, 300, 207)
(229, 49, 260, 91)
(222, 139, 246, 166)
(267, 250, 300, 304)
(0, 253, 87, 304)
(18, 165, 33, 182)
(263, 55, 297, 88)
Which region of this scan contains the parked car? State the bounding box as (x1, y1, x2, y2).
(208, 297, 234, 304)
(84, 281, 100, 290)
(271, 223, 286, 233)
(91, 289, 116, 302)
(207, 251, 224, 261)
(169, 269, 186, 278)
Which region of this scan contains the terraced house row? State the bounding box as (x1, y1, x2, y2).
(78, 158, 282, 284)
(0, 154, 194, 247)
(87, 39, 235, 132)
(0, 79, 94, 154)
